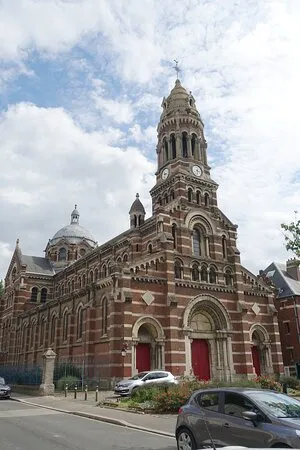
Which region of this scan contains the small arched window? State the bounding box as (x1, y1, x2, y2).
(40, 288, 47, 303)
(172, 223, 177, 249)
(164, 139, 168, 162)
(158, 197, 162, 206)
(12, 267, 17, 282)
(222, 236, 227, 259)
(82, 274, 86, 286)
(67, 282, 71, 293)
(191, 134, 197, 156)
(192, 263, 199, 281)
(225, 270, 233, 286)
(94, 269, 98, 281)
(148, 244, 153, 254)
(89, 271, 94, 283)
(171, 134, 176, 159)
(80, 248, 86, 257)
(174, 260, 183, 279)
(196, 191, 201, 205)
(77, 307, 84, 339)
(192, 228, 201, 256)
(201, 266, 208, 282)
(58, 247, 67, 261)
(102, 298, 108, 335)
(102, 265, 107, 278)
(31, 287, 38, 302)
(182, 132, 188, 157)
(209, 267, 217, 284)
(204, 193, 209, 206)
(78, 277, 82, 288)
(123, 254, 128, 263)
(188, 188, 193, 202)
(63, 311, 69, 342)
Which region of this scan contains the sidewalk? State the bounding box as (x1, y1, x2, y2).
(11, 391, 176, 437)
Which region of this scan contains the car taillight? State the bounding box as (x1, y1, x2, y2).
(178, 407, 183, 414)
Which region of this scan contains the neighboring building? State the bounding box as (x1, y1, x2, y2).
(0, 79, 283, 383)
(261, 259, 300, 377)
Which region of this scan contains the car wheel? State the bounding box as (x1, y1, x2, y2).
(177, 428, 196, 450)
(272, 445, 291, 448)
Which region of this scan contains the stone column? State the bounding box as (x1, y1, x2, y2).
(187, 135, 192, 158)
(184, 334, 193, 376)
(176, 133, 181, 158)
(39, 348, 56, 396)
(205, 236, 210, 257)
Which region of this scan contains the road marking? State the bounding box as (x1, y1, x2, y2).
(0, 408, 63, 418)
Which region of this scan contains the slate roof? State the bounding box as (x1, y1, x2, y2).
(263, 262, 300, 299)
(21, 255, 54, 276)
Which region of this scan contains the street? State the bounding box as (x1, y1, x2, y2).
(0, 400, 176, 450)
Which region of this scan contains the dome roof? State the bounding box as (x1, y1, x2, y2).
(160, 79, 200, 120)
(49, 205, 97, 247)
(129, 193, 145, 215)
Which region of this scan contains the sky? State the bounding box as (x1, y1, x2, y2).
(0, 0, 300, 280)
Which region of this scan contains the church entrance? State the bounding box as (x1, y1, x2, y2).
(191, 339, 210, 380)
(136, 343, 151, 372)
(251, 345, 261, 376)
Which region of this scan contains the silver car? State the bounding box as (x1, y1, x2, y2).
(114, 370, 178, 396)
(0, 377, 11, 399)
(176, 387, 300, 450)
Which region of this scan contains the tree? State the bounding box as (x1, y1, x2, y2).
(0, 279, 4, 297)
(281, 217, 300, 258)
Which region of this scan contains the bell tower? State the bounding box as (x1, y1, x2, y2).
(150, 79, 218, 214)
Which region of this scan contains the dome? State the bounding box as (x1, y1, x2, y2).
(129, 193, 146, 215)
(160, 79, 200, 121)
(48, 205, 97, 247)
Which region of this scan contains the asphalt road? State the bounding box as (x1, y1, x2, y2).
(0, 400, 176, 450)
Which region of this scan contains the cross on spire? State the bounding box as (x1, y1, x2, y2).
(173, 59, 180, 80)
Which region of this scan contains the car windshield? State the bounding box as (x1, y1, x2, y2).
(248, 391, 300, 418)
(0, 377, 5, 385)
(129, 372, 148, 380)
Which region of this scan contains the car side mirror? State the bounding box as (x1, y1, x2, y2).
(242, 411, 258, 424)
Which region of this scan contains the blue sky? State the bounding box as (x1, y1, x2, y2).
(0, 0, 300, 279)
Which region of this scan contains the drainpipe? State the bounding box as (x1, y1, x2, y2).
(293, 296, 300, 345)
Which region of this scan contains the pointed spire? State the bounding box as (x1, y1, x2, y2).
(71, 204, 80, 224)
(129, 193, 146, 229)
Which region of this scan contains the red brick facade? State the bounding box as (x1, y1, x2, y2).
(0, 80, 283, 382)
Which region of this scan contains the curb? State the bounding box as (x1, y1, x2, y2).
(11, 397, 174, 438)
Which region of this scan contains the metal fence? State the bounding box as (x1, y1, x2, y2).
(0, 363, 42, 386)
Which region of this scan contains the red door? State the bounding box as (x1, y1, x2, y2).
(251, 346, 261, 376)
(191, 339, 210, 380)
(136, 343, 151, 372)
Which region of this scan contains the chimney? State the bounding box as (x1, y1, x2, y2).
(286, 258, 300, 281)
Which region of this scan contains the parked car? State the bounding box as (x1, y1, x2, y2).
(0, 377, 11, 399)
(176, 387, 300, 450)
(114, 370, 178, 396)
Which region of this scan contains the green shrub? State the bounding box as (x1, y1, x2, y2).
(56, 376, 80, 391)
(255, 376, 282, 392)
(131, 385, 165, 402)
(280, 376, 300, 390)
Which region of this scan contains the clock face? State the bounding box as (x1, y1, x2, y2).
(192, 165, 202, 177)
(162, 168, 169, 180)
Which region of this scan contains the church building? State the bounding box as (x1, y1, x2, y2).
(0, 79, 283, 383)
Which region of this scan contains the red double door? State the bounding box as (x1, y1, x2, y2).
(191, 339, 210, 380)
(136, 343, 151, 372)
(251, 346, 261, 376)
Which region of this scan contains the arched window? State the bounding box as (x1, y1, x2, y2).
(102, 298, 108, 335)
(171, 134, 176, 159)
(89, 271, 93, 283)
(191, 134, 197, 157)
(82, 274, 86, 286)
(77, 307, 83, 339)
(172, 223, 177, 249)
(78, 277, 82, 288)
(225, 270, 233, 286)
(58, 247, 67, 261)
(188, 188, 193, 202)
(94, 269, 98, 281)
(63, 311, 69, 342)
(40, 287, 47, 303)
(123, 254, 128, 263)
(50, 316, 56, 344)
(192, 228, 201, 256)
(12, 267, 17, 282)
(201, 265, 208, 282)
(62, 284, 65, 296)
(71, 280, 75, 291)
(196, 191, 201, 205)
(30, 287, 38, 302)
(174, 260, 183, 279)
(192, 263, 199, 281)
(182, 132, 188, 157)
(164, 194, 168, 204)
(164, 139, 168, 162)
(222, 236, 227, 259)
(102, 265, 107, 277)
(67, 282, 71, 293)
(204, 193, 209, 206)
(148, 244, 153, 254)
(158, 197, 162, 206)
(170, 190, 175, 200)
(80, 248, 86, 257)
(209, 267, 217, 284)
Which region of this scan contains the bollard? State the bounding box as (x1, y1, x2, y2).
(95, 385, 99, 402)
(65, 383, 68, 398)
(282, 382, 288, 394)
(84, 384, 88, 401)
(74, 385, 77, 399)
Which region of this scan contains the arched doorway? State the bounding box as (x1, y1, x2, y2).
(136, 326, 151, 372)
(183, 295, 234, 381)
(250, 326, 272, 376)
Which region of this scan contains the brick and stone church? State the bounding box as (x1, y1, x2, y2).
(0, 79, 283, 382)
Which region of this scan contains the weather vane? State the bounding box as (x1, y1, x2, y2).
(174, 59, 180, 80)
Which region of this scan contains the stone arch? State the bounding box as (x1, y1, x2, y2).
(249, 324, 272, 376)
(184, 294, 231, 331)
(132, 316, 165, 340)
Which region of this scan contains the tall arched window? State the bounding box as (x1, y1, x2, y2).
(123, 254, 128, 263)
(196, 191, 201, 205)
(164, 139, 168, 162)
(192, 263, 199, 281)
(67, 282, 71, 293)
(89, 271, 93, 283)
(225, 270, 233, 286)
(201, 265, 208, 282)
(188, 188, 193, 202)
(40, 288, 47, 303)
(77, 307, 83, 339)
(102, 298, 108, 335)
(172, 223, 177, 249)
(63, 311, 69, 342)
(50, 316, 56, 344)
(102, 265, 107, 277)
(209, 267, 217, 284)
(82, 274, 86, 286)
(174, 260, 183, 279)
(222, 236, 227, 259)
(71, 280, 75, 291)
(148, 243, 153, 253)
(30, 287, 38, 302)
(192, 228, 201, 256)
(94, 269, 98, 281)
(204, 193, 209, 206)
(191, 134, 197, 157)
(171, 134, 176, 159)
(58, 247, 67, 261)
(182, 132, 188, 157)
